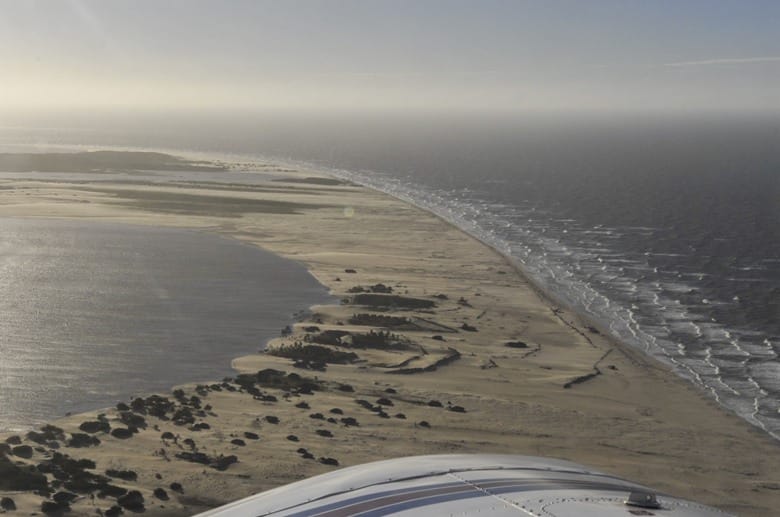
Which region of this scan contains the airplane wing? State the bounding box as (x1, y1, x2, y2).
(195, 454, 732, 516)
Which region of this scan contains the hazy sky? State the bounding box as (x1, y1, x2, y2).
(1, 0, 779, 113)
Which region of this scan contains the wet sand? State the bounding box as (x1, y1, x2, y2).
(0, 153, 778, 516)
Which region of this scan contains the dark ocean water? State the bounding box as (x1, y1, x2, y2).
(0, 218, 331, 431)
(1, 111, 778, 438)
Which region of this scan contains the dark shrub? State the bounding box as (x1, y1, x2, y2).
(268, 343, 358, 366)
(52, 491, 77, 504)
(306, 330, 350, 346)
(0, 455, 47, 490)
(41, 500, 64, 514)
(348, 313, 417, 328)
(117, 490, 144, 511)
(79, 421, 110, 434)
(105, 505, 123, 517)
(351, 294, 434, 309)
(12, 445, 33, 458)
(105, 469, 137, 481)
(110, 428, 133, 440)
(67, 433, 100, 448)
(505, 341, 528, 349)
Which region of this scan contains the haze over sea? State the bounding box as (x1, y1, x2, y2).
(1, 111, 778, 438)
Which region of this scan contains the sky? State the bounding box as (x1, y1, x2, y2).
(1, 0, 779, 114)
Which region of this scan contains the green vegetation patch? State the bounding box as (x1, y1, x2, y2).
(236, 368, 322, 394)
(0, 455, 48, 491)
(350, 330, 414, 350)
(305, 330, 350, 346)
(268, 343, 359, 369)
(347, 283, 393, 294)
(348, 313, 417, 328)
(306, 329, 414, 351)
(349, 294, 436, 310)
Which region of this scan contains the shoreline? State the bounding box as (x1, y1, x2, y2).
(305, 157, 780, 442)
(313, 161, 773, 436)
(306, 161, 755, 434)
(0, 153, 778, 516)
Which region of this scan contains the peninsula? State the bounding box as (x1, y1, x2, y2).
(0, 152, 777, 516)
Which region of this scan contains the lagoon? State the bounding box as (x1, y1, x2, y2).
(0, 218, 330, 431)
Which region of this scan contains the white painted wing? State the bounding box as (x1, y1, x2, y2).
(195, 454, 733, 516)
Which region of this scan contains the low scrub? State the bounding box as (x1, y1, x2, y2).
(268, 343, 358, 367)
(307, 329, 414, 351)
(347, 283, 393, 294)
(0, 455, 48, 491)
(350, 294, 435, 309)
(235, 369, 322, 394)
(348, 313, 413, 328)
(306, 329, 350, 346)
(350, 330, 413, 350)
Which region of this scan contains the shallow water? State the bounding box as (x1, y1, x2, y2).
(0, 218, 331, 431)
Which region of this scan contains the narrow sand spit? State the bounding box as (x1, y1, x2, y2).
(0, 156, 778, 516)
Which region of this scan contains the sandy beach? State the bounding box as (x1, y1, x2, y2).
(0, 153, 778, 516)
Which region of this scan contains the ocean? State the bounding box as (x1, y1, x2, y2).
(1, 111, 778, 438)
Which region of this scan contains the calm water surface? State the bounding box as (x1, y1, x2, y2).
(0, 218, 331, 431)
